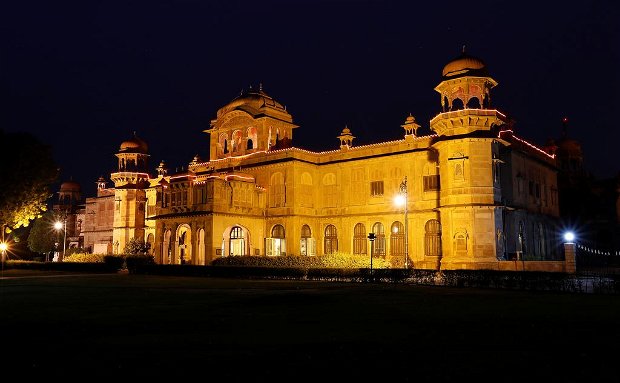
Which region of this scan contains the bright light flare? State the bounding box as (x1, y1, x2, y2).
(394, 194, 406, 207)
(0, 242, 7, 252)
(54, 221, 63, 230)
(563, 231, 575, 243)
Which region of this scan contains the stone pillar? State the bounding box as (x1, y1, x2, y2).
(564, 243, 576, 274)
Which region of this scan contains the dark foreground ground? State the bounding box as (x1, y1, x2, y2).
(0, 269, 618, 382)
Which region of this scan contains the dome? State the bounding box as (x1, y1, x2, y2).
(442, 52, 488, 79)
(60, 180, 81, 192)
(120, 132, 148, 153)
(556, 137, 583, 157)
(216, 86, 292, 122)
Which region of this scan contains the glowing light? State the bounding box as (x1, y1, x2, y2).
(0, 242, 7, 252)
(54, 221, 63, 230)
(394, 194, 406, 207)
(563, 231, 575, 243)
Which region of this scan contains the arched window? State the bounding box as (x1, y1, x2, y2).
(424, 220, 442, 257)
(247, 127, 257, 150)
(219, 133, 228, 155)
(353, 223, 367, 255)
(300, 224, 315, 256)
(232, 130, 242, 152)
(452, 98, 464, 110)
(230, 226, 247, 256)
(324, 225, 338, 255)
(372, 222, 385, 256)
(455, 231, 468, 253)
(266, 224, 286, 256)
(390, 221, 404, 257)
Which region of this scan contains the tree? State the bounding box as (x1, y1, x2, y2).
(27, 212, 57, 258)
(0, 130, 58, 237)
(123, 237, 149, 255)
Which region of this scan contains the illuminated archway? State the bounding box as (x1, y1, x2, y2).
(175, 224, 192, 264)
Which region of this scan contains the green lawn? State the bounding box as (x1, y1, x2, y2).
(0, 270, 618, 381)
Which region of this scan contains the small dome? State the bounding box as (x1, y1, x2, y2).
(442, 52, 488, 79)
(60, 180, 81, 192)
(120, 132, 148, 153)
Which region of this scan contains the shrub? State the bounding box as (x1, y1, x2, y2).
(104, 255, 125, 271)
(210, 253, 391, 269)
(125, 254, 155, 274)
(63, 252, 105, 263)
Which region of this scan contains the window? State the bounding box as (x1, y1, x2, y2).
(247, 127, 257, 150)
(324, 225, 338, 254)
(370, 181, 384, 196)
(231, 130, 242, 152)
(353, 223, 367, 255)
(423, 175, 440, 191)
(300, 224, 315, 256)
(390, 221, 404, 257)
(230, 226, 247, 256)
(266, 224, 286, 256)
(372, 222, 385, 256)
(424, 220, 442, 257)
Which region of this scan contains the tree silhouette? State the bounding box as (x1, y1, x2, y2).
(0, 130, 58, 237)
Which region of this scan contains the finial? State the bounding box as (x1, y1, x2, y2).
(259, 83, 263, 91)
(462, 44, 466, 53)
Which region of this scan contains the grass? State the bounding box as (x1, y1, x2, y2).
(0, 269, 618, 381)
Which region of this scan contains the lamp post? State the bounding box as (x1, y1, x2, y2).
(368, 232, 376, 278)
(394, 176, 409, 269)
(54, 218, 67, 262)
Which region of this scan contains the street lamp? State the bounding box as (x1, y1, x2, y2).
(54, 218, 67, 262)
(394, 176, 409, 269)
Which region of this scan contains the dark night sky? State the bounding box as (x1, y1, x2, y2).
(2, 0, 619, 198)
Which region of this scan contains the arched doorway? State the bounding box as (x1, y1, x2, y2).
(176, 225, 192, 264)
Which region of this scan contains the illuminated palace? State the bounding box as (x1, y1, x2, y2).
(83, 52, 570, 271)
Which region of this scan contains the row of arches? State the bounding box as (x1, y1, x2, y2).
(218, 127, 258, 155)
(156, 220, 446, 264)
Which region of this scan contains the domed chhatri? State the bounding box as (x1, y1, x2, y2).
(120, 132, 148, 154)
(441, 51, 488, 79)
(60, 179, 81, 192)
(216, 85, 292, 123)
(433, 48, 498, 114)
